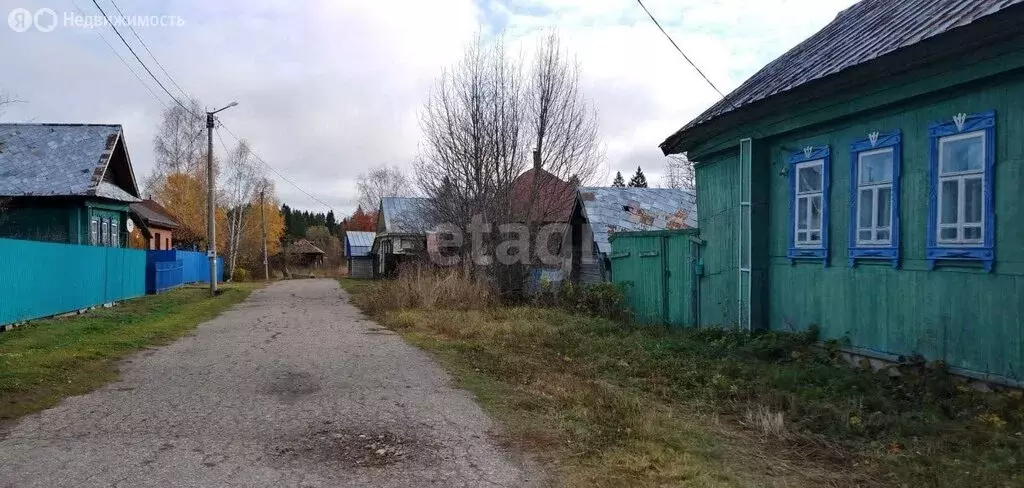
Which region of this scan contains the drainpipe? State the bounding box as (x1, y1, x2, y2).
(689, 234, 704, 328)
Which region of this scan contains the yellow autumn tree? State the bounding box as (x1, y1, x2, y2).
(235, 188, 285, 278)
(150, 172, 228, 252)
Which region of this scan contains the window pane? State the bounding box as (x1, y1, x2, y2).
(797, 231, 807, 243)
(798, 164, 822, 192)
(810, 196, 822, 230)
(797, 197, 808, 230)
(809, 231, 821, 242)
(940, 227, 957, 241)
(858, 230, 872, 241)
(877, 187, 892, 228)
(101, 219, 109, 246)
(964, 226, 982, 241)
(940, 180, 958, 224)
(858, 189, 873, 228)
(877, 229, 890, 242)
(941, 133, 984, 174)
(859, 150, 893, 184)
(964, 177, 982, 224)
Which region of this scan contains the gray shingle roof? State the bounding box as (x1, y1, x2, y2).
(0, 123, 139, 202)
(577, 187, 697, 254)
(661, 0, 1023, 153)
(130, 199, 180, 229)
(381, 197, 433, 233)
(345, 231, 375, 257)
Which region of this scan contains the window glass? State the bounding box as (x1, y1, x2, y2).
(940, 181, 958, 224)
(941, 133, 983, 174)
(859, 150, 893, 184)
(797, 199, 808, 230)
(876, 188, 891, 228)
(798, 164, 822, 192)
(964, 178, 982, 224)
(809, 196, 821, 230)
(858, 190, 873, 228)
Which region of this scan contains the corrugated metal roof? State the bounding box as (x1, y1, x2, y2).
(345, 231, 375, 257)
(381, 196, 433, 233)
(577, 187, 697, 254)
(662, 0, 1023, 151)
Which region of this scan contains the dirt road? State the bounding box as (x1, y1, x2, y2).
(0, 279, 540, 487)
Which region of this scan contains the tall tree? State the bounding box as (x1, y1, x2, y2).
(221, 140, 266, 279)
(148, 98, 210, 191)
(611, 171, 625, 187)
(628, 166, 648, 188)
(661, 154, 695, 191)
(356, 166, 413, 210)
(326, 210, 337, 235)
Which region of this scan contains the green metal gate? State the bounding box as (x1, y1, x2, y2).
(609, 230, 698, 328)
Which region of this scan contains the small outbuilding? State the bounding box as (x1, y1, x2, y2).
(562, 187, 697, 284)
(344, 231, 375, 279)
(287, 238, 326, 268)
(373, 197, 434, 276)
(129, 199, 179, 250)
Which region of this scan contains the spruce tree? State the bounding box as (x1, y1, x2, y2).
(612, 171, 625, 187)
(628, 166, 648, 188)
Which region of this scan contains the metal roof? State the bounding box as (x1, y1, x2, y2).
(662, 0, 1023, 153)
(577, 187, 697, 254)
(380, 196, 433, 234)
(345, 231, 375, 257)
(0, 123, 140, 201)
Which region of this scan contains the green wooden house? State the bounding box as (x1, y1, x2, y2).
(660, 0, 1024, 385)
(0, 124, 141, 246)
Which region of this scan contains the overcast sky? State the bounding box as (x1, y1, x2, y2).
(1, 0, 855, 215)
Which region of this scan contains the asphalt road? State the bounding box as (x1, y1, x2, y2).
(0, 279, 541, 487)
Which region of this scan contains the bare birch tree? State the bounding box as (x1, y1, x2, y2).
(661, 153, 695, 192)
(147, 98, 208, 192)
(221, 140, 266, 279)
(356, 165, 414, 210)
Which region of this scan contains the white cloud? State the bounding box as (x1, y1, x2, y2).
(1, 0, 854, 212)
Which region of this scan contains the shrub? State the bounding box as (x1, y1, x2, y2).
(533, 281, 631, 321)
(232, 267, 250, 282)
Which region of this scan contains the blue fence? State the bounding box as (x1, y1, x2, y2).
(145, 250, 224, 294)
(0, 238, 147, 326)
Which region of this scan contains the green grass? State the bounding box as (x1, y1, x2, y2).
(341, 278, 1024, 487)
(0, 283, 260, 422)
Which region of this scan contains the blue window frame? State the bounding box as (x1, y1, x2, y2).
(788, 146, 830, 265)
(927, 111, 995, 272)
(848, 131, 901, 268)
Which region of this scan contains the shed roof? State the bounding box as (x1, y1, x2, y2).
(0, 123, 140, 201)
(576, 187, 697, 254)
(380, 197, 433, 234)
(510, 167, 577, 223)
(661, 0, 1024, 154)
(345, 231, 375, 257)
(130, 199, 180, 229)
(290, 239, 326, 255)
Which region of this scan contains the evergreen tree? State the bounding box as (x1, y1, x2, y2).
(326, 210, 337, 235)
(612, 171, 625, 187)
(628, 166, 648, 188)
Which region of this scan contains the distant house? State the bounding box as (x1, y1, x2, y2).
(288, 239, 326, 268)
(129, 199, 179, 250)
(0, 124, 141, 246)
(373, 196, 434, 276)
(344, 231, 375, 279)
(510, 153, 578, 226)
(563, 187, 697, 283)
(659, 0, 1024, 384)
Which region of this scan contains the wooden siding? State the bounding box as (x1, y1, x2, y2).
(609, 231, 696, 328)
(694, 152, 740, 326)
(693, 66, 1024, 380)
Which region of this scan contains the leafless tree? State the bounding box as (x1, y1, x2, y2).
(356, 165, 414, 210)
(221, 139, 266, 279)
(661, 154, 696, 192)
(416, 34, 526, 233)
(147, 98, 208, 191)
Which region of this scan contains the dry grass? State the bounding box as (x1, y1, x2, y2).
(340, 278, 1024, 488)
(352, 267, 495, 312)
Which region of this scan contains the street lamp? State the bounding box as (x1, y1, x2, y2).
(206, 101, 238, 296)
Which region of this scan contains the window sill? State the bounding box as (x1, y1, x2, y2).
(788, 247, 827, 266)
(849, 247, 898, 268)
(926, 247, 994, 272)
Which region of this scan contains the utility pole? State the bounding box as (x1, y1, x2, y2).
(260, 186, 269, 281)
(205, 101, 239, 297)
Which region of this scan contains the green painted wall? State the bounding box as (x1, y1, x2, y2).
(609, 230, 696, 328)
(0, 198, 129, 246)
(692, 64, 1024, 381)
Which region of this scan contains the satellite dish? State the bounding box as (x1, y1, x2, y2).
(126, 219, 135, 232)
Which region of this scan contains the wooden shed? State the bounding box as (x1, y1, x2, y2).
(344, 231, 375, 279)
(659, 0, 1024, 385)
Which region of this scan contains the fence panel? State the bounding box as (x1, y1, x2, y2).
(0, 237, 146, 326)
(609, 230, 697, 328)
(145, 250, 224, 294)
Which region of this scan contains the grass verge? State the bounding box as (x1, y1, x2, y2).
(0, 283, 260, 422)
(340, 278, 1024, 487)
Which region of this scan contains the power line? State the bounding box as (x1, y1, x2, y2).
(68, 0, 168, 109)
(635, 0, 734, 104)
(89, 0, 201, 119)
(107, 0, 191, 101)
(217, 123, 336, 212)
